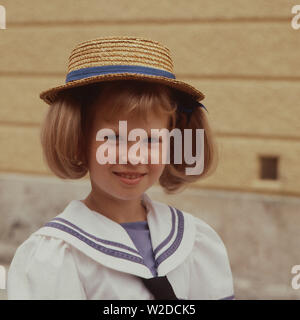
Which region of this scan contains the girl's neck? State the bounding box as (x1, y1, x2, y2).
(81, 190, 148, 224)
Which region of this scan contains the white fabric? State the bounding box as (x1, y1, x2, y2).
(7, 193, 234, 300)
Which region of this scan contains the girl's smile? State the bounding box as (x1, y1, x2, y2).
(113, 171, 147, 185)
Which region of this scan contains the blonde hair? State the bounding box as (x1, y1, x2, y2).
(40, 80, 218, 193)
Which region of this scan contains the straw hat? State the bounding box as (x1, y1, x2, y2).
(39, 36, 205, 105)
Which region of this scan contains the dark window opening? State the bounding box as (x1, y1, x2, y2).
(259, 156, 279, 180)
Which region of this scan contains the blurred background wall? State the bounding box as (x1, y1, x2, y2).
(0, 0, 300, 299)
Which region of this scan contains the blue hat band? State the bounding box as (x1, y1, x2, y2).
(65, 64, 208, 124)
(66, 65, 176, 83)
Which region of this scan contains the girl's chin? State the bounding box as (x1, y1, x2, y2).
(109, 191, 146, 202)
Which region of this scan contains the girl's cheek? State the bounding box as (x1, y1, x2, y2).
(147, 142, 167, 165)
(94, 140, 118, 165)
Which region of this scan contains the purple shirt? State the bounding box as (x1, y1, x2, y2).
(120, 221, 158, 277)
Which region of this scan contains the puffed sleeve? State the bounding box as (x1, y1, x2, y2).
(188, 216, 235, 300)
(7, 234, 87, 300)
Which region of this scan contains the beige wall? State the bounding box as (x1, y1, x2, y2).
(0, 0, 299, 195)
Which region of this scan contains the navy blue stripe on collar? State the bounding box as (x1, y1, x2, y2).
(155, 208, 184, 268)
(153, 206, 176, 257)
(51, 217, 139, 255)
(44, 221, 146, 265)
(65, 65, 176, 83)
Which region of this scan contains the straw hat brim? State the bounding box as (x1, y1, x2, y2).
(39, 73, 205, 105)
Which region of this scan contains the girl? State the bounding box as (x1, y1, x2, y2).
(7, 36, 234, 300)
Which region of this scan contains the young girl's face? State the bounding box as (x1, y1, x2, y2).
(86, 106, 170, 201)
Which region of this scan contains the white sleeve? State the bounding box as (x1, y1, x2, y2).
(188, 216, 235, 300)
(7, 234, 87, 300)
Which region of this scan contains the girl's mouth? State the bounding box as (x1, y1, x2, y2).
(113, 172, 147, 185)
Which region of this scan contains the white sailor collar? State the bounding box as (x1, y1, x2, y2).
(34, 193, 196, 279)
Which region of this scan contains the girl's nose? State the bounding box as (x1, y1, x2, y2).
(119, 142, 148, 164)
